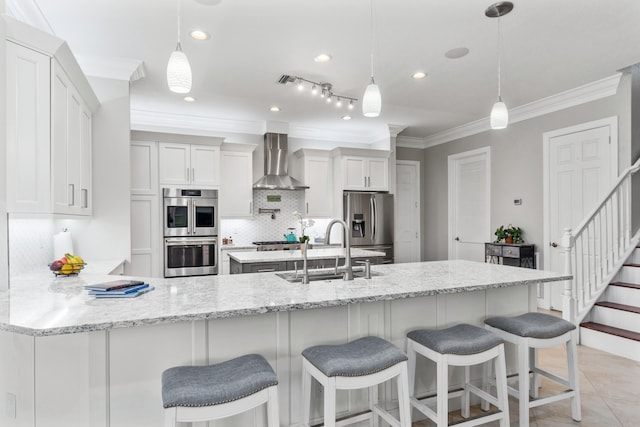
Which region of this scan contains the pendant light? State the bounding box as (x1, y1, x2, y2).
(362, 0, 381, 117)
(167, 0, 192, 94)
(486, 2, 513, 129)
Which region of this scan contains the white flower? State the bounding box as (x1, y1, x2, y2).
(293, 211, 314, 236)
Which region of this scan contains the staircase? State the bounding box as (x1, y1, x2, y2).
(558, 158, 640, 361)
(579, 252, 640, 361)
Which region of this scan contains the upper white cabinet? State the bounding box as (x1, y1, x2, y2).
(130, 141, 159, 195)
(337, 151, 389, 191)
(159, 143, 220, 188)
(220, 144, 255, 218)
(293, 149, 333, 218)
(51, 59, 93, 215)
(5, 29, 98, 216)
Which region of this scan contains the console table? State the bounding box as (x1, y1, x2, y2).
(485, 243, 536, 269)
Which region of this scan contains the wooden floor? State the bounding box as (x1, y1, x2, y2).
(412, 311, 640, 427)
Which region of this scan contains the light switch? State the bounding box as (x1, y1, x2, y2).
(514, 198, 522, 205)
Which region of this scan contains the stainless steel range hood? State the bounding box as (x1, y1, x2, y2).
(253, 133, 309, 190)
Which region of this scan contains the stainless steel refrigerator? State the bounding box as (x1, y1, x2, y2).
(343, 191, 394, 264)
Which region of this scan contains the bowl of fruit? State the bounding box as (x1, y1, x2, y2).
(49, 253, 86, 276)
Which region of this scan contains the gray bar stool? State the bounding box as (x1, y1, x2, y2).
(301, 336, 412, 427)
(161, 354, 279, 427)
(485, 312, 581, 427)
(406, 324, 510, 427)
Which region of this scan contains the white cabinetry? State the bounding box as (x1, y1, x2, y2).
(293, 149, 333, 217)
(159, 143, 220, 188)
(342, 156, 388, 191)
(6, 41, 95, 215)
(129, 141, 161, 277)
(220, 144, 255, 218)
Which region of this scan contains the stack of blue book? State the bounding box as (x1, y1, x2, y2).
(84, 280, 154, 298)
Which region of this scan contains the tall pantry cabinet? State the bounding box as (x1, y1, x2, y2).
(5, 18, 99, 216)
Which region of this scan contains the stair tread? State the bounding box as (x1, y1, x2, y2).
(580, 322, 640, 342)
(595, 301, 640, 314)
(623, 263, 640, 267)
(610, 282, 640, 290)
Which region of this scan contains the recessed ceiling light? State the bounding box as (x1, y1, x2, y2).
(314, 54, 332, 63)
(412, 71, 427, 79)
(184, 96, 196, 102)
(190, 30, 210, 40)
(269, 106, 281, 112)
(445, 47, 470, 59)
(342, 115, 352, 121)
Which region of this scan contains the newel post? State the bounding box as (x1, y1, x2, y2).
(561, 228, 576, 324)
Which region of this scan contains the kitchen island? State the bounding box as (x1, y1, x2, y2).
(0, 261, 569, 427)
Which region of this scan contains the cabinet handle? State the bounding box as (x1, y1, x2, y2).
(306, 202, 309, 214)
(192, 167, 195, 182)
(68, 184, 74, 206)
(81, 189, 88, 208)
(364, 176, 367, 187)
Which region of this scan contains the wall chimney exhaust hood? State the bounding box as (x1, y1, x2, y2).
(253, 133, 309, 190)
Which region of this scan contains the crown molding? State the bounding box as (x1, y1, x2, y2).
(131, 109, 265, 136)
(388, 124, 407, 137)
(396, 135, 428, 148)
(288, 124, 379, 145)
(422, 73, 622, 148)
(76, 55, 146, 82)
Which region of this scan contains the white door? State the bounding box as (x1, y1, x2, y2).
(448, 147, 491, 261)
(544, 118, 617, 309)
(395, 161, 421, 262)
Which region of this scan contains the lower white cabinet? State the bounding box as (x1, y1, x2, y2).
(220, 144, 255, 218)
(129, 195, 161, 277)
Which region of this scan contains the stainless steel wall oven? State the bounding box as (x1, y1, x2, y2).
(163, 189, 218, 277)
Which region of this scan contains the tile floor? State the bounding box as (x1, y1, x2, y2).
(412, 323, 640, 426)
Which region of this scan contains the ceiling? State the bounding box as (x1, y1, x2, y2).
(12, 0, 640, 143)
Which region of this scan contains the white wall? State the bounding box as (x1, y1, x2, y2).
(0, 0, 9, 289)
(58, 77, 131, 262)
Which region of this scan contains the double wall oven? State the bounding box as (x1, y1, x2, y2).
(163, 188, 218, 277)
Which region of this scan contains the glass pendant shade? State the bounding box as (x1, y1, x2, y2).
(362, 78, 381, 117)
(167, 43, 192, 94)
(490, 97, 508, 129)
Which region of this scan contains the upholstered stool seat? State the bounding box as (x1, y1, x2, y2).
(407, 324, 510, 427)
(301, 336, 411, 427)
(485, 313, 581, 427)
(161, 354, 279, 427)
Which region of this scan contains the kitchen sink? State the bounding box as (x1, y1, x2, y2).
(276, 267, 381, 283)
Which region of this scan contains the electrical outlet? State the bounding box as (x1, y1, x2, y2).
(6, 393, 16, 419)
(514, 198, 522, 205)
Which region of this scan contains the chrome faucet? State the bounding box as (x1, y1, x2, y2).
(301, 241, 310, 284)
(325, 219, 354, 280)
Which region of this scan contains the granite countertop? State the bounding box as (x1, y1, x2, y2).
(0, 260, 570, 337)
(227, 248, 385, 263)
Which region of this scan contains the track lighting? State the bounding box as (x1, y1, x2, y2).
(277, 75, 358, 111)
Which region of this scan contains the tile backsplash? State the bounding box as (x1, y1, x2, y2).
(220, 189, 332, 245)
(8, 218, 55, 275)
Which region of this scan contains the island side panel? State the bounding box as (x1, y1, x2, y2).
(108, 321, 208, 427)
(0, 331, 35, 427)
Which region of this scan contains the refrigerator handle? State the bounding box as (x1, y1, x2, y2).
(371, 196, 377, 241)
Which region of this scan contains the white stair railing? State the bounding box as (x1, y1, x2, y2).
(561, 158, 640, 324)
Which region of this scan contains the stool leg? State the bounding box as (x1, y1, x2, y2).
(461, 365, 470, 419)
(436, 354, 449, 427)
(407, 340, 417, 397)
(396, 362, 412, 427)
(518, 338, 531, 427)
(301, 363, 312, 427)
(266, 386, 280, 427)
(530, 347, 539, 398)
(481, 359, 492, 412)
(495, 345, 510, 427)
(163, 407, 177, 427)
(324, 377, 337, 427)
(369, 384, 379, 427)
(567, 331, 582, 422)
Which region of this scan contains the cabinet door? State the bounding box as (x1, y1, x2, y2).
(343, 157, 367, 190)
(79, 108, 92, 214)
(159, 143, 190, 185)
(131, 141, 158, 195)
(190, 145, 220, 187)
(6, 42, 51, 213)
(304, 157, 333, 217)
(129, 195, 160, 277)
(367, 158, 388, 191)
(51, 63, 72, 214)
(220, 151, 253, 217)
(66, 90, 83, 213)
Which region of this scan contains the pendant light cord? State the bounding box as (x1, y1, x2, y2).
(177, 0, 182, 47)
(497, 16, 501, 99)
(369, 0, 374, 80)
